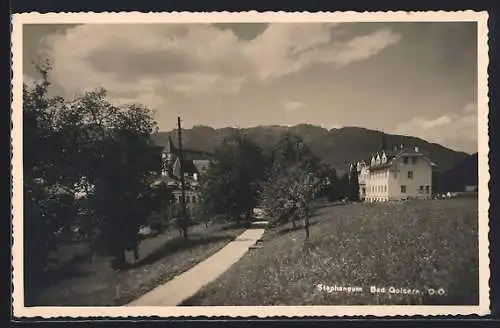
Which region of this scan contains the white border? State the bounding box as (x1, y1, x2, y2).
(11, 11, 490, 318)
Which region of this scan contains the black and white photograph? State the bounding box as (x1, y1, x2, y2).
(11, 11, 490, 317)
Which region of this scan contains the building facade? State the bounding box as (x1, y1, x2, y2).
(357, 146, 435, 202)
(155, 137, 213, 216)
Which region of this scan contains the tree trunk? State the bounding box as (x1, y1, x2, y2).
(304, 206, 310, 240)
(305, 215, 310, 240)
(182, 223, 188, 241)
(111, 247, 126, 270)
(133, 243, 139, 260)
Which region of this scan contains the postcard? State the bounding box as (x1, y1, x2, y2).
(11, 11, 490, 318)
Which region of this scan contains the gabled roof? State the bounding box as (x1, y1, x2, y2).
(393, 147, 437, 166)
(364, 146, 436, 171)
(172, 157, 200, 177)
(193, 159, 211, 173)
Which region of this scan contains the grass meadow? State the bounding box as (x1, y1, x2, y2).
(181, 198, 479, 306)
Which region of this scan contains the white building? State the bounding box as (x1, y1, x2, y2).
(357, 145, 436, 202)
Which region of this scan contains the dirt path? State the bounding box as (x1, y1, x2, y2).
(127, 224, 267, 306)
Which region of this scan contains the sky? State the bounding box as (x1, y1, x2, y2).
(23, 22, 478, 154)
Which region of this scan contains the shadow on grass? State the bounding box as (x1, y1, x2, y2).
(219, 221, 251, 231)
(131, 234, 236, 268)
(313, 201, 344, 209)
(275, 221, 320, 236)
(41, 262, 95, 288)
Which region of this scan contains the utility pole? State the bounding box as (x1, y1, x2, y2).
(177, 116, 189, 241)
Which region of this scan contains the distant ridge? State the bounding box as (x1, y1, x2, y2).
(152, 124, 470, 173)
(434, 153, 478, 192)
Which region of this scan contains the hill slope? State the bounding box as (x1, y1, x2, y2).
(434, 153, 478, 192)
(152, 125, 470, 173)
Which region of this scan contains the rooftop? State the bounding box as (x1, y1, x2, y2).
(358, 145, 435, 171)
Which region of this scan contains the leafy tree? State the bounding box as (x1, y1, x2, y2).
(314, 164, 338, 201)
(65, 89, 162, 269)
(191, 196, 211, 228)
(270, 133, 320, 172)
(260, 162, 316, 239)
(23, 63, 80, 301)
(145, 181, 176, 232)
(260, 135, 322, 239)
(23, 61, 166, 274)
(202, 132, 268, 225)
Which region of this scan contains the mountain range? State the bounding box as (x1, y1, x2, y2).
(433, 152, 478, 193)
(152, 124, 472, 174)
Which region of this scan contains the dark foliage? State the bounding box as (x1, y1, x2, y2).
(23, 62, 170, 300)
(202, 131, 269, 224)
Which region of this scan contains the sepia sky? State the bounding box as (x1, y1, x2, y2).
(23, 22, 478, 153)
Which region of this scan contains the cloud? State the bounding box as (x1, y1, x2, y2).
(37, 23, 402, 109)
(23, 74, 37, 86)
(394, 102, 477, 152)
(420, 115, 453, 130)
(39, 24, 247, 105)
(283, 100, 306, 112)
(244, 24, 401, 81)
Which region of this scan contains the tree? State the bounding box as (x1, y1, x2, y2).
(348, 163, 360, 202)
(260, 162, 317, 239)
(145, 181, 175, 232)
(67, 89, 162, 269)
(23, 61, 165, 273)
(315, 164, 338, 201)
(337, 172, 350, 200)
(202, 132, 268, 225)
(270, 133, 320, 172)
(23, 62, 81, 301)
(260, 135, 321, 240)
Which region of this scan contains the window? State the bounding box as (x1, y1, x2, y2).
(401, 185, 407, 193)
(425, 185, 430, 194)
(403, 156, 409, 164)
(412, 157, 417, 164)
(185, 196, 190, 203)
(407, 171, 414, 179)
(384, 185, 387, 192)
(178, 196, 182, 203)
(192, 195, 196, 203)
(419, 185, 424, 193)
